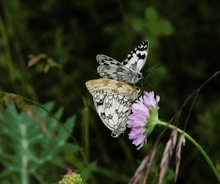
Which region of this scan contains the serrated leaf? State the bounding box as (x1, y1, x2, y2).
(0, 102, 76, 183)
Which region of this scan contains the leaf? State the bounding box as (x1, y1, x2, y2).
(0, 102, 76, 183)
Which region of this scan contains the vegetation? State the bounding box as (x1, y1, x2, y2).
(0, 0, 220, 183)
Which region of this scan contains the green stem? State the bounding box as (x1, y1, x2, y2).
(158, 120, 220, 182)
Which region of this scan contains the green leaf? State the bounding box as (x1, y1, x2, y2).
(0, 102, 76, 183)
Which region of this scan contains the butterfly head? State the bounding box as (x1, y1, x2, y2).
(130, 72, 143, 84)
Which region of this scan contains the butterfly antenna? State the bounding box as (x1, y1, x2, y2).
(139, 77, 145, 94)
(138, 72, 150, 92)
(142, 64, 161, 77)
(147, 64, 162, 72)
(142, 65, 162, 86)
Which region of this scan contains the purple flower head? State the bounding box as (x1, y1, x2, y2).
(127, 91, 160, 150)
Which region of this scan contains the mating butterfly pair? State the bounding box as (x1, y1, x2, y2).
(86, 40, 149, 137)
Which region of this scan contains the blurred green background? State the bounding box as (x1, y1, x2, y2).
(0, 0, 220, 183)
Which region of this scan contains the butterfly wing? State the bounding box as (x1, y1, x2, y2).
(97, 54, 141, 84)
(85, 79, 140, 137)
(93, 91, 135, 137)
(97, 40, 149, 84)
(122, 40, 149, 72)
(85, 78, 135, 95)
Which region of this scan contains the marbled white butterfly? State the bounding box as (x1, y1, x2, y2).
(97, 40, 149, 84)
(86, 79, 140, 137)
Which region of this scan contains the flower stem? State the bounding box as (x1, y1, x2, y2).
(158, 120, 220, 182)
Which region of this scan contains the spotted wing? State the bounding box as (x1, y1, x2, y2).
(121, 40, 149, 72)
(97, 55, 141, 84)
(85, 78, 135, 95)
(85, 79, 140, 137)
(93, 91, 135, 137)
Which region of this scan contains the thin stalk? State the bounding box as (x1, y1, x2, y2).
(82, 102, 90, 163)
(158, 120, 220, 182)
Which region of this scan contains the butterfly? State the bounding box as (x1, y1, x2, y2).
(86, 78, 140, 137)
(97, 40, 149, 84)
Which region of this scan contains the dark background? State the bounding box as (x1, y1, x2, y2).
(0, 0, 220, 183)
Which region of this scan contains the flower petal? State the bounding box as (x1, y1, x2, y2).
(127, 91, 160, 150)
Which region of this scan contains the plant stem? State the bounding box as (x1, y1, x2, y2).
(157, 120, 220, 182)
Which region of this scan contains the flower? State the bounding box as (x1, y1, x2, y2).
(66, 168, 73, 174)
(127, 91, 160, 150)
(59, 168, 83, 184)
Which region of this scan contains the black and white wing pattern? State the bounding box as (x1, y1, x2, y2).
(97, 40, 149, 84)
(85, 79, 140, 137)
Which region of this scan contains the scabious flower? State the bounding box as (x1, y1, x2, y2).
(59, 168, 83, 184)
(127, 91, 160, 150)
